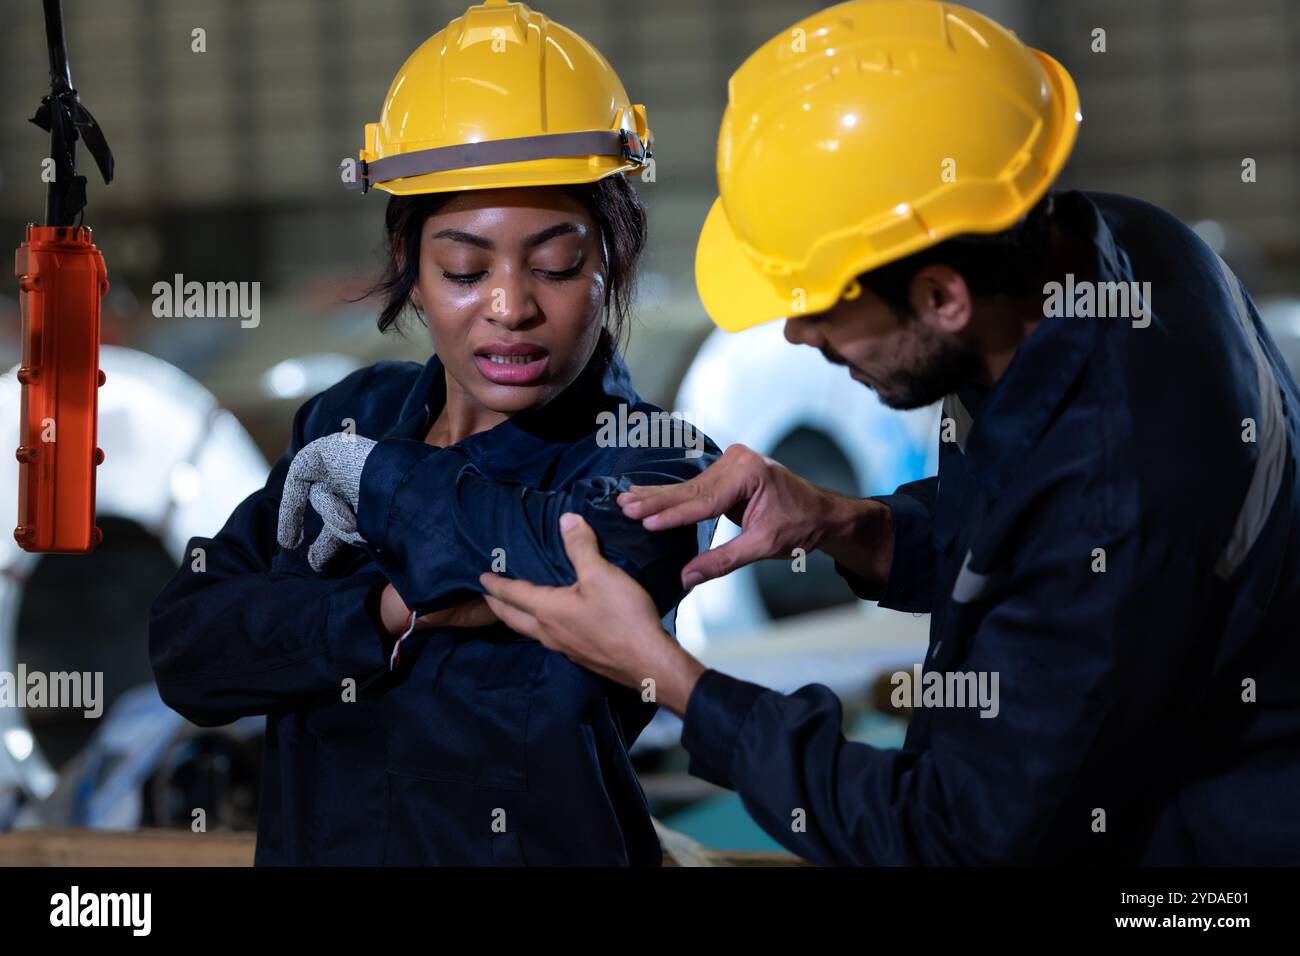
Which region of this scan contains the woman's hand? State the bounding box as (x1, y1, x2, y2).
(277, 432, 377, 572)
(378, 582, 499, 635)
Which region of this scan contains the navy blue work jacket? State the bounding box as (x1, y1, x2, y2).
(149, 346, 719, 865)
(682, 190, 1300, 865)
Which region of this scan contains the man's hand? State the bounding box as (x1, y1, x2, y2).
(478, 513, 705, 715)
(378, 582, 499, 635)
(617, 443, 895, 591)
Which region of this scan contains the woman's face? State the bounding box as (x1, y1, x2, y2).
(411, 186, 607, 416)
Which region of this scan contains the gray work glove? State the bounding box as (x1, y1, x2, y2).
(276, 432, 377, 572)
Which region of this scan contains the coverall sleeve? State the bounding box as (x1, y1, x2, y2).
(834, 476, 939, 613)
(682, 500, 1202, 865)
(355, 439, 716, 617)
(148, 393, 394, 727)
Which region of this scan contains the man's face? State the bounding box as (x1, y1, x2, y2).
(782, 268, 982, 410)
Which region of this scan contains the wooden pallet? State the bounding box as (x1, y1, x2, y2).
(0, 824, 809, 867)
(0, 828, 254, 866)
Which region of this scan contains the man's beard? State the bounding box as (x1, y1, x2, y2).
(863, 323, 982, 410)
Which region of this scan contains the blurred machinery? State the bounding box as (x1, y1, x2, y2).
(0, 346, 267, 826)
(6, 684, 262, 832)
(1258, 299, 1300, 384)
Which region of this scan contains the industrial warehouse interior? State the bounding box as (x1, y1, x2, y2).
(0, 0, 1295, 936)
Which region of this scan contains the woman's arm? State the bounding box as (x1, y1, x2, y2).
(355, 438, 720, 618)
(148, 390, 396, 727)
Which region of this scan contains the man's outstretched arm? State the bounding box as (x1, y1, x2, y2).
(482, 501, 1200, 865)
(617, 443, 935, 609)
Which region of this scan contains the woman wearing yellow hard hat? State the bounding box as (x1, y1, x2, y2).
(478, 0, 1300, 868)
(149, 0, 719, 866)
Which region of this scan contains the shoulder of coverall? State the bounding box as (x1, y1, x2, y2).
(455, 345, 723, 484)
(287, 358, 424, 449)
(1080, 188, 1291, 532)
(1072, 188, 1283, 439)
(964, 188, 1278, 550)
(286, 346, 720, 485)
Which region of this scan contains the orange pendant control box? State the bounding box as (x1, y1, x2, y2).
(13, 223, 107, 553)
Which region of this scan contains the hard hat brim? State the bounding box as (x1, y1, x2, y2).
(695, 198, 818, 333)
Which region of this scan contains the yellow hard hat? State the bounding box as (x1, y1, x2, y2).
(348, 0, 651, 195)
(695, 0, 1081, 332)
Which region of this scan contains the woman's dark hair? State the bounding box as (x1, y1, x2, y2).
(367, 174, 647, 364)
(859, 193, 1056, 319)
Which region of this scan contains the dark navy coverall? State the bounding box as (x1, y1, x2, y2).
(682, 190, 1300, 865)
(149, 346, 719, 865)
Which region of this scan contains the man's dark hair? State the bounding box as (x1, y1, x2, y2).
(859, 193, 1056, 318)
(367, 174, 647, 363)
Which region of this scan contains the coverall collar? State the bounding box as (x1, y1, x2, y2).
(958, 190, 1130, 499)
(383, 339, 642, 482)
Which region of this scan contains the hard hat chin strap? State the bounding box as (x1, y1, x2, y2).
(346, 129, 649, 193)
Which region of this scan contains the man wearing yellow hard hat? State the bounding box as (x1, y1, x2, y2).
(482, 0, 1300, 864)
